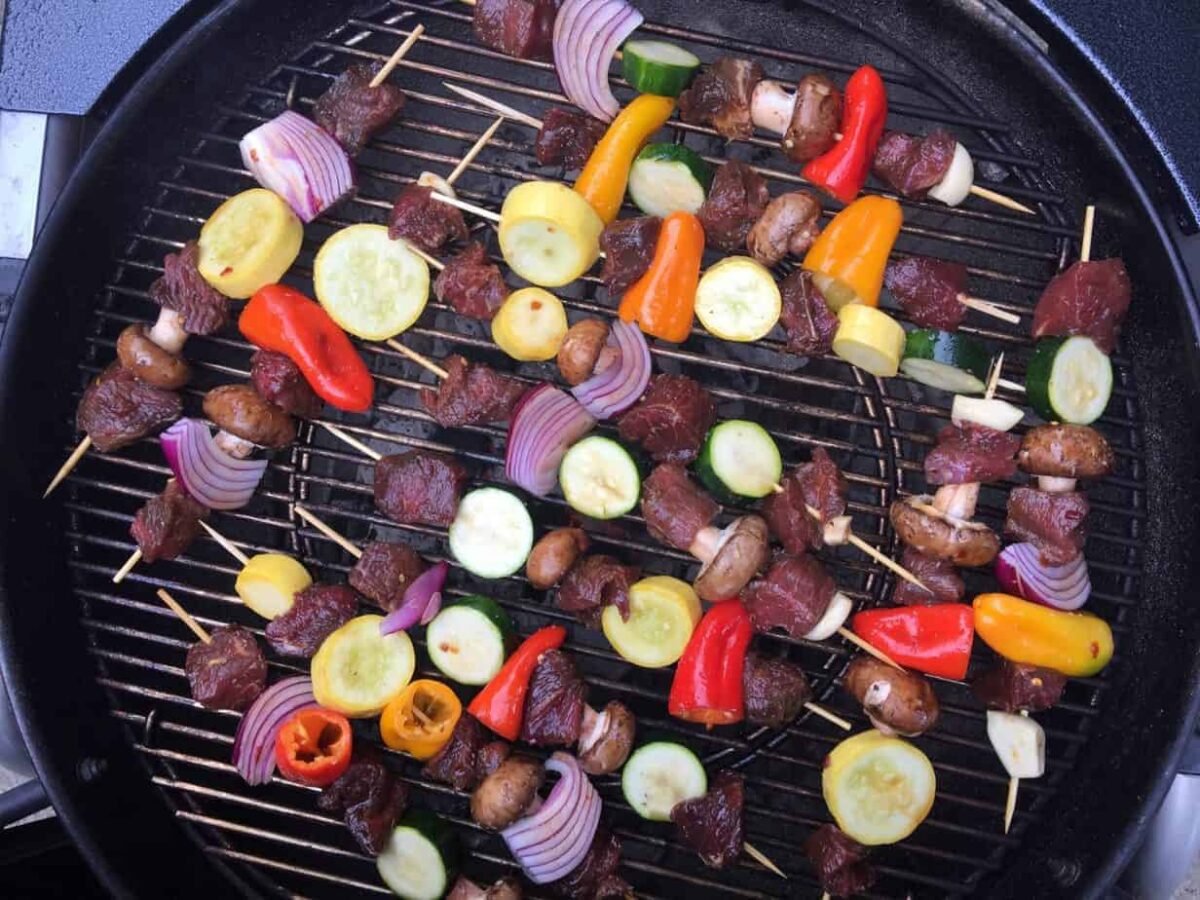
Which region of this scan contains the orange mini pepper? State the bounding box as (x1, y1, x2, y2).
(380, 679, 462, 760)
(575, 94, 676, 223)
(618, 211, 705, 342)
(974, 592, 1113, 678)
(801, 195, 902, 310)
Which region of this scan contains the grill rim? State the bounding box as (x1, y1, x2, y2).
(1, 0, 1198, 898)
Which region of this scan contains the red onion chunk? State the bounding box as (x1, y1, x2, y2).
(380, 560, 448, 635)
(161, 418, 268, 510)
(571, 320, 652, 420)
(240, 110, 355, 222)
(506, 385, 597, 497)
(231, 675, 318, 785)
(995, 542, 1091, 611)
(553, 0, 644, 122)
(502, 753, 601, 884)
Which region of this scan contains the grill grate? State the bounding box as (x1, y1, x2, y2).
(56, 1, 1145, 896)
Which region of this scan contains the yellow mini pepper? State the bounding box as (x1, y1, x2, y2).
(802, 195, 903, 310)
(973, 592, 1114, 678)
(379, 679, 462, 760)
(575, 94, 676, 223)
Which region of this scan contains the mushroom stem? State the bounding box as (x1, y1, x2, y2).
(577, 704, 606, 756)
(1036, 475, 1077, 493)
(689, 526, 722, 565)
(214, 429, 256, 459)
(822, 515, 852, 546)
(933, 482, 979, 520)
(148, 306, 188, 354)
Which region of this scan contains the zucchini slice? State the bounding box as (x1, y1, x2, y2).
(622, 741, 708, 821)
(627, 144, 714, 217)
(694, 256, 782, 342)
(832, 305, 906, 377)
(448, 488, 534, 580)
(425, 595, 513, 686)
(621, 40, 702, 97)
(899, 329, 990, 394)
(311, 615, 416, 718)
(377, 810, 459, 900)
(695, 420, 782, 500)
(1026, 335, 1113, 425)
(559, 436, 641, 519)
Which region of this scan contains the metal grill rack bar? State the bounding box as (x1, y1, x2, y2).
(53, 1, 1145, 897)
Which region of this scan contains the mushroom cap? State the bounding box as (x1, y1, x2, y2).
(470, 756, 544, 831)
(115, 324, 190, 390)
(556, 318, 610, 386)
(844, 655, 940, 737)
(693, 515, 770, 602)
(889, 496, 999, 568)
(577, 701, 636, 775)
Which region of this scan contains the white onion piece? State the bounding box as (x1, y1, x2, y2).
(240, 110, 355, 222)
(804, 590, 853, 641)
(987, 710, 1046, 779)
(928, 142, 974, 207)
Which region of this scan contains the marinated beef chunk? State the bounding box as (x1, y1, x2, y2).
(1004, 486, 1089, 566)
(779, 269, 838, 356)
(1018, 423, 1115, 479)
(535, 107, 608, 169)
(388, 183, 470, 254)
(599, 216, 661, 297)
(449, 876, 524, 900)
(422, 713, 491, 791)
(884, 255, 968, 331)
(971, 660, 1067, 713)
(520, 649, 588, 746)
(640, 463, 720, 552)
(679, 57, 764, 140)
(318, 746, 410, 856)
(743, 652, 812, 728)
(805, 824, 877, 898)
(761, 447, 847, 553)
(348, 540, 426, 612)
(264, 584, 359, 658)
(892, 547, 965, 606)
(473, 0, 559, 60)
(1031, 258, 1131, 354)
(149, 240, 229, 336)
(203, 383, 297, 449)
(924, 422, 1021, 486)
(250, 350, 323, 419)
(556, 555, 640, 627)
(742, 553, 836, 638)
(671, 771, 744, 869)
(784, 74, 843, 162)
(871, 130, 957, 199)
(434, 242, 510, 320)
(617, 374, 717, 464)
(746, 191, 822, 266)
(374, 450, 468, 528)
(421, 355, 527, 428)
(312, 63, 406, 156)
(697, 160, 770, 252)
(131, 481, 208, 562)
(77, 363, 182, 452)
(185, 626, 266, 711)
(549, 827, 629, 899)
(475, 741, 512, 782)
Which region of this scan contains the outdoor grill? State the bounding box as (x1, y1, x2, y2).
(2, 1, 1199, 898)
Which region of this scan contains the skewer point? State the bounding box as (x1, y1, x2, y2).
(44, 435, 93, 498)
(385, 338, 450, 379)
(1004, 775, 1019, 834)
(316, 421, 384, 461)
(112, 549, 143, 584)
(743, 841, 787, 879)
(442, 82, 544, 130)
(1080, 204, 1096, 263)
(969, 184, 1037, 215)
(294, 504, 364, 559)
(156, 588, 212, 644)
(198, 520, 250, 566)
(446, 116, 506, 187)
(838, 627, 904, 670)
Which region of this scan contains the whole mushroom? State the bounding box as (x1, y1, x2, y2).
(844, 655, 940, 737)
(116, 324, 191, 390)
(556, 318, 612, 386)
(890, 496, 999, 568)
(470, 756, 544, 831)
(526, 527, 590, 590)
(690, 515, 770, 602)
(576, 700, 636, 775)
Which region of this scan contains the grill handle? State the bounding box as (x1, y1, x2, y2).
(0, 778, 49, 828)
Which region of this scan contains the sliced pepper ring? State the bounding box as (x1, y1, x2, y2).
(380, 679, 463, 761)
(274, 708, 353, 787)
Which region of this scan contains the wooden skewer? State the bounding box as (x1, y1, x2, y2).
(1080, 204, 1095, 263)
(198, 520, 250, 566)
(294, 504, 363, 559)
(317, 420, 382, 461)
(112, 549, 143, 584)
(985, 352, 1004, 401)
(793, 499, 927, 591)
(446, 116, 506, 186)
(428, 190, 502, 223)
(997, 377, 1025, 393)
(444, 82, 544, 129)
(370, 24, 425, 89)
(969, 184, 1036, 215)
(838, 627, 903, 670)
(156, 588, 211, 644)
(958, 294, 1021, 325)
(385, 339, 450, 379)
(804, 702, 852, 731)
(1003, 709, 1030, 834)
(743, 841, 786, 879)
(822, 893, 833, 900)
(44, 435, 92, 498)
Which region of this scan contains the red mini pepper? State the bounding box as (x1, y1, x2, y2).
(468, 625, 566, 740)
(851, 603, 974, 680)
(239, 284, 374, 412)
(802, 65, 888, 204)
(668, 600, 753, 726)
(274, 708, 353, 787)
